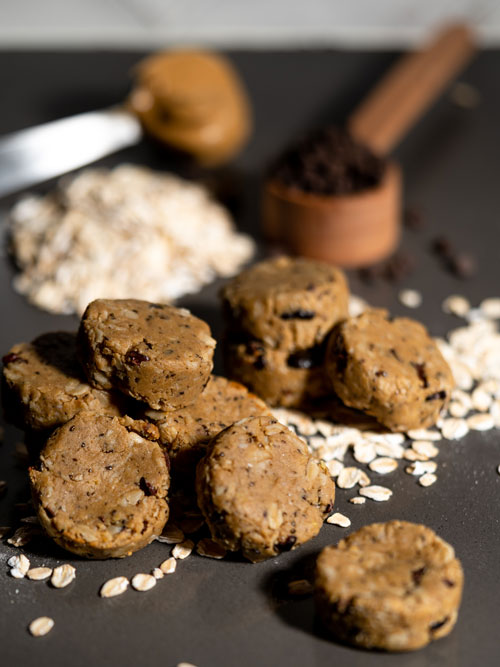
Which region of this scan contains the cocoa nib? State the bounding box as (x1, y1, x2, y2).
(125, 349, 150, 366)
(274, 535, 297, 553)
(280, 309, 316, 321)
(139, 477, 157, 497)
(430, 617, 449, 632)
(2, 352, 27, 365)
(426, 390, 447, 402)
(412, 566, 426, 586)
(411, 362, 429, 389)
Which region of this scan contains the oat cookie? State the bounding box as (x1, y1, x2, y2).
(196, 415, 335, 562)
(144, 375, 271, 481)
(315, 521, 463, 651)
(223, 339, 331, 408)
(326, 310, 453, 431)
(221, 256, 349, 351)
(78, 299, 216, 411)
(29, 413, 169, 558)
(2, 332, 123, 432)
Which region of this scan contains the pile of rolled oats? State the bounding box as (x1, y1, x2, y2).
(8, 165, 255, 315)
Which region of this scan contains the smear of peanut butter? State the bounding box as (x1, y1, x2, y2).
(129, 49, 251, 166)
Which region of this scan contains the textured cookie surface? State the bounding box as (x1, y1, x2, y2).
(315, 521, 463, 651)
(2, 332, 123, 431)
(326, 310, 454, 431)
(144, 375, 271, 481)
(78, 299, 215, 411)
(221, 256, 349, 351)
(196, 415, 335, 562)
(224, 338, 330, 408)
(29, 413, 169, 558)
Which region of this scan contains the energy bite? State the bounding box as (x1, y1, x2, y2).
(315, 521, 463, 651)
(325, 310, 454, 431)
(29, 413, 169, 559)
(78, 299, 216, 411)
(224, 340, 331, 408)
(221, 256, 349, 351)
(144, 375, 271, 481)
(196, 415, 335, 562)
(2, 332, 123, 432)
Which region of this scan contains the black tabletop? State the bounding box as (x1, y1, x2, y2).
(1, 49, 499, 667)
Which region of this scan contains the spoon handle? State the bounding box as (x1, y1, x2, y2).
(348, 24, 475, 156)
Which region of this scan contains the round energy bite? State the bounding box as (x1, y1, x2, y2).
(78, 299, 216, 411)
(196, 415, 335, 562)
(315, 521, 464, 651)
(325, 310, 454, 431)
(2, 332, 123, 432)
(144, 375, 271, 482)
(221, 256, 349, 351)
(29, 413, 169, 559)
(223, 339, 331, 408)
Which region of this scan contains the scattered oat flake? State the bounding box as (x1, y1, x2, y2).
(325, 459, 344, 477)
(403, 448, 428, 462)
(173, 539, 194, 560)
(412, 440, 439, 458)
(479, 298, 500, 319)
(131, 573, 156, 592)
(442, 295, 470, 317)
(348, 294, 368, 317)
(152, 568, 164, 580)
(177, 663, 198, 667)
(449, 401, 469, 418)
(471, 388, 492, 412)
(27, 567, 52, 581)
(467, 413, 494, 431)
(156, 524, 185, 544)
(406, 461, 437, 476)
(359, 485, 393, 502)
(407, 428, 441, 441)
(51, 564, 76, 589)
(368, 457, 398, 474)
(196, 538, 226, 559)
(8, 553, 30, 578)
(7, 525, 39, 547)
(353, 441, 376, 464)
(100, 576, 129, 598)
(399, 289, 422, 308)
(160, 557, 177, 574)
(497, 465, 500, 475)
(327, 512, 351, 527)
(349, 496, 366, 505)
(287, 579, 314, 596)
(418, 473, 438, 487)
(29, 616, 54, 637)
(337, 467, 362, 489)
(440, 418, 469, 440)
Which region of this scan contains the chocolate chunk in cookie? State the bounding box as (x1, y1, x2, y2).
(196, 416, 335, 562)
(29, 413, 169, 559)
(315, 521, 463, 651)
(77, 299, 216, 411)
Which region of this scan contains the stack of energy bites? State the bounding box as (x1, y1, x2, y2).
(3, 256, 464, 652)
(2, 297, 335, 562)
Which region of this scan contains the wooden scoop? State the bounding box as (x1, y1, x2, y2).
(262, 24, 475, 266)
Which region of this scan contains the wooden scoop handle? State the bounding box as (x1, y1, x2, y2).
(348, 24, 475, 155)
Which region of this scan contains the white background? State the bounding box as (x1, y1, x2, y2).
(0, 0, 499, 48)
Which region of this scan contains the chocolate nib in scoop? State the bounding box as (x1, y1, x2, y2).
(270, 126, 386, 196)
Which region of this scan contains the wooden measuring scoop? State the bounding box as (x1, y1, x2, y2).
(262, 24, 475, 267)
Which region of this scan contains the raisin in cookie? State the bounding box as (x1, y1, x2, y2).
(29, 413, 169, 559)
(221, 256, 348, 351)
(2, 332, 124, 432)
(223, 338, 331, 408)
(78, 299, 215, 411)
(196, 415, 335, 562)
(325, 310, 453, 431)
(315, 521, 463, 651)
(144, 375, 271, 482)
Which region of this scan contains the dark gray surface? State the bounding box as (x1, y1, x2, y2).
(1, 49, 499, 666)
